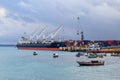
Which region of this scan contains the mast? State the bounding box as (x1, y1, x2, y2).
(77, 17, 84, 40)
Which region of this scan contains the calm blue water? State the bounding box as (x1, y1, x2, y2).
(0, 46, 120, 80)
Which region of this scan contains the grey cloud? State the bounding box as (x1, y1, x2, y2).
(0, 0, 120, 44)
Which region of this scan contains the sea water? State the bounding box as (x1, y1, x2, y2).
(0, 46, 120, 80)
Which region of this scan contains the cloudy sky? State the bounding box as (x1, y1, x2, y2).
(0, 0, 120, 44)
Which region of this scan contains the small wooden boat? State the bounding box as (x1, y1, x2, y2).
(98, 54, 104, 58)
(53, 53, 59, 58)
(88, 55, 98, 58)
(88, 53, 98, 58)
(33, 52, 38, 56)
(77, 60, 104, 66)
(76, 52, 84, 57)
(87, 52, 98, 58)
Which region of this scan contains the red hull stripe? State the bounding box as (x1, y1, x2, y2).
(18, 48, 60, 51)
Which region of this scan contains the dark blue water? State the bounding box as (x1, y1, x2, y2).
(0, 47, 120, 80)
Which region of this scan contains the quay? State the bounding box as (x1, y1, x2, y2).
(59, 46, 86, 52)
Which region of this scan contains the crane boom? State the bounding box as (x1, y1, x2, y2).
(36, 28, 45, 41)
(29, 27, 41, 42)
(46, 25, 63, 40)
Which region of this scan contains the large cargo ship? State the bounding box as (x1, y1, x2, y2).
(17, 26, 67, 51)
(17, 41, 67, 50)
(17, 17, 86, 51)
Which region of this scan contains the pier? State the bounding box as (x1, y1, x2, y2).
(59, 46, 86, 52)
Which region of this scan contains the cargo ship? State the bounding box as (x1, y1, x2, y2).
(17, 26, 67, 51)
(17, 41, 67, 50)
(16, 17, 86, 51)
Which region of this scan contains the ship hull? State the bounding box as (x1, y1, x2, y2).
(17, 47, 60, 51)
(16, 42, 66, 51)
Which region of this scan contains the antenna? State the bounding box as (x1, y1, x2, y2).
(77, 17, 84, 40)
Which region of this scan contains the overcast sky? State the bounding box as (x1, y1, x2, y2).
(0, 0, 120, 44)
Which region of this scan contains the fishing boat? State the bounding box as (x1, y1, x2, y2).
(98, 54, 104, 58)
(87, 53, 98, 58)
(33, 52, 38, 56)
(77, 60, 104, 66)
(76, 52, 84, 57)
(86, 51, 98, 58)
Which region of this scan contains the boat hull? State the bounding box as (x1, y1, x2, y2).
(77, 61, 104, 66)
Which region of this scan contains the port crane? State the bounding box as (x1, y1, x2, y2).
(29, 27, 40, 43)
(77, 17, 84, 40)
(45, 25, 63, 42)
(36, 28, 45, 42)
